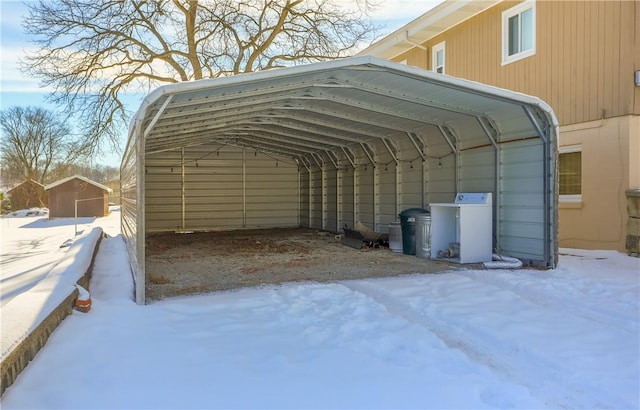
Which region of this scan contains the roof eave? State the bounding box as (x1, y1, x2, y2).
(45, 175, 113, 193)
(357, 0, 501, 60)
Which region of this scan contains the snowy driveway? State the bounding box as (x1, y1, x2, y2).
(2, 237, 638, 409)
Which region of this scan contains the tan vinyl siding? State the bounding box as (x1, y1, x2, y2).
(396, 0, 639, 125)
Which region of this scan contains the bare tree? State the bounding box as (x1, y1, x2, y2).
(0, 106, 86, 186)
(22, 0, 380, 155)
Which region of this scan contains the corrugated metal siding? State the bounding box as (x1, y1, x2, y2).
(309, 168, 323, 229)
(246, 155, 299, 228)
(498, 138, 546, 261)
(299, 168, 310, 228)
(340, 169, 355, 229)
(120, 133, 142, 304)
(145, 145, 299, 232)
(377, 164, 398, 229)
(458, 147, 496, 195)
(324, 167, 338, 232)
(356, 166, 375, 228)
(425, 143, 457, 205)
(398, 161, 424, 210)
(394, 130, 432, 210)
(120, 147, 137, 245)
(145, 149, 184, 230)
(185, 148, 244, 229)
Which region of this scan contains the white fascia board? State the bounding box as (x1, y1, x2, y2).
(358, 0, 501, 59)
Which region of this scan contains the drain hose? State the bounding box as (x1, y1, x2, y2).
(483, 254, 523, 269)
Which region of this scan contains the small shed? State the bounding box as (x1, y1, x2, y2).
(7, 179, 48, 210)
(122, 56, 560, 304)
(45, 175, 112, 218)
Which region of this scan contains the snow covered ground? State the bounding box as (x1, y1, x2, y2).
(0, 208, 120, 306)
(1, 210, 639, 409)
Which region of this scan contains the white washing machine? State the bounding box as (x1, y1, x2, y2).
(429, 193, 493, 264)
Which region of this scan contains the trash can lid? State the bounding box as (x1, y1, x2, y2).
(399, 208, 429, 217)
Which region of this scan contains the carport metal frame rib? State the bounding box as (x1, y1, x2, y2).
(121, 56, 559, 305)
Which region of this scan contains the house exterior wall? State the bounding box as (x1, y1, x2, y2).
(397, 1, 639, 122)
(559, 115, 640, 249)
(377, 0, 640, 251)
(48, 179, 109, 218)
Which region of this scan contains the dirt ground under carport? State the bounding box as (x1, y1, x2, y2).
(145, 227, 472, 301)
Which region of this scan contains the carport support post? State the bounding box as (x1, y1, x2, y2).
(308, 167, 312, 228)
(523, 106, 554, 265)
(395, 162, 400, 221)
(336, 166, 341, 233)
(181, 148, 185, 230)
(477, 117, 501, 253)
(420, 161, 425, 208)
(321, 164, 326, 230)
(243, 148, 247, 228)
(297, 164, 301, 227)
(353, 166, 358, 229)
(373, 164, 379, 231)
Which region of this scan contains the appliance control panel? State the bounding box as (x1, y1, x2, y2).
(454, 192, 492, 205)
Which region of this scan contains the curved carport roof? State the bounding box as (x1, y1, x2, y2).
(122, 56, 559, 304)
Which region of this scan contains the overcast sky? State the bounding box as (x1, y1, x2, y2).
(0, 0, 442, 166)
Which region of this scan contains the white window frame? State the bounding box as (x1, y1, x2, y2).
(432, 41, 445, 74)
(501, 0, 536, 65)
(559, 145, 582, 202)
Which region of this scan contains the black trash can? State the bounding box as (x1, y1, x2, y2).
(399, 208, 429, 255)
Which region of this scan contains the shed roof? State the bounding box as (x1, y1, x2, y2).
(127, 56, 557, 166)
(8, 179, 45, 193)
(45, 175, 113, 193)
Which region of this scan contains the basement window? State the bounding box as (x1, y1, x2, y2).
(559, 146, 582, 203)
(502, 0, 535, 65)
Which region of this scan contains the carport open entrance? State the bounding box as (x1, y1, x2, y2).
(122, 56, 558, 304)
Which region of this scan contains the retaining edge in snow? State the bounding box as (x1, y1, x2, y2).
(0, 227, 103, 396)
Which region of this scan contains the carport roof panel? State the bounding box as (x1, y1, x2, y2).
(131, 56, 557, 158)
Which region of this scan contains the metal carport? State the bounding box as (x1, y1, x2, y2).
(121, 56, 559, 304)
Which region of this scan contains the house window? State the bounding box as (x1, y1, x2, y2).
(432, 42, 445, 74)
(559, 146, 581, 201)
(502, 0, 535, 65)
